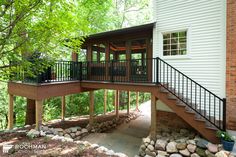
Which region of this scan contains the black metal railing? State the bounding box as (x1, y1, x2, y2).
(156, 57, 226, 130)
(10, 58, 226, 130)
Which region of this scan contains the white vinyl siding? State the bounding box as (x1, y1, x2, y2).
(153, 0, 226, 98)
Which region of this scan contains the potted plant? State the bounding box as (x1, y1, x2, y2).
(217, 130, 235, 151)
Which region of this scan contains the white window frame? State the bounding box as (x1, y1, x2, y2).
(160, 28, 191, 60)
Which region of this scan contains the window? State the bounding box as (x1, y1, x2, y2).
(163, 31, 187, 56)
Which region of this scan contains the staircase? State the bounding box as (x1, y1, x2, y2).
(154, 57, 226, 143)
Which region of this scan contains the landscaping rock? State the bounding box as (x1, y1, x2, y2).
(187, 144, 197, 153)
(147, 144, 154, 151)
(166, 142, 178, 153)
(140, 144, 146, 150)
(190, 153, 200, 157)
(196, 139, 208, 149)
(69, 127, 78, 133)
(207, 143, 218, 153)
(176, 143, 187, 150)
(196, 148, 206, 157)
(205, 150, 215, 157)
(27, 129, 40, 138)
(157, 150, 169, 156)
(170, 153, 183, 157)
(179, 149, 190, 156)
(143, 137, 151, 144)
(81, 128, 88, 134)
(215, 150, 230, 157)
(155, 139, 167, 150)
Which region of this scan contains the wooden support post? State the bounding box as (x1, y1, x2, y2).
(104, 89, 107, 114)
(61, 96, 66, 121)
(89, 91, 94, 125)
(136, 92, 140, 111)
(127, 91, 130, 115)
(115, 90, 120, 119)
(126, 41, 131, 81)
(25, 99, 36, 125)
(35, 100, 43, 131)
(87, 44, 92, 61)
(8, 94, 14, 130)
(150, 94, 157, 138)
(105, 42, 110, 80)
(71, 51, 78, 62)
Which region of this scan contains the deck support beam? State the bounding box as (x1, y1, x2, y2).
(104, 89, 107, 114)
(115, 90, 120, 119)
(35, 100, 43, 131)
(25, 99, 36, 125)
(127, 91, 130, 115)
(8, 94, 14, 130)
(136, 92, 139, 111)
(150, 94, 157, 138)
(61, 96, 66, 121)
(89, 91, 95, 125)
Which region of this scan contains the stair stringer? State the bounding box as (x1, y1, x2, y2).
(153, 87, 219, 144)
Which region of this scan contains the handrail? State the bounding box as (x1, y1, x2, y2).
(156, 57, 226, 130)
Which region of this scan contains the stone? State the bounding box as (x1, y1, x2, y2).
(166, 142, 178, 153)
(54, 128, 63, 132)
(196, 139, 208, 149)
(179, 149, 190, 156)
(147, 144, 154, 151)
(69, 127, 78, 133)
(115, 152, 128, 157)
(143, 137, 151, 144)
(215, 150, 230, 157)
(155, 139, 167, 151)
(207, 143, 218, 153)
(27, 129, 40, 138)
(139, 150, 146, 156)
(40, 130, 46, 136)
(170, 153, 183, 157)
(205, 150, 215, 157)
(61, 137, 73, 142)
(144, 155, 152, 157)
(196, 148, 206, 157)
(176, 138, 188, 143)
(187, 144, 197, 153)
(106, 150, 115, 155)
(187, 140, 196, 145)
(140, 144, 146, 150)
(96, 146, 108, 153)
(176, 143, 187, 150)
(150, 140, 155, 145)
(64, 134, 71, 138)
(81, 128, 88, 134)
(90, 144, 99, 149)
(70, 133, 76, 138)
(75, 131, 81, 136)
(65, 128, 71, 133)
(157, 150, 169, 156)
(145, 149, 156, 156)
(191, 153, 200, 157)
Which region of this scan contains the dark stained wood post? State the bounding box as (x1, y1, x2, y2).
(35, 100, 43, 130)
(126, 41, 131, 82)
(105, 42, 110, 81)
(25, 99, 36, 125)
(87, 43, 92, 61)
(71, 51, 78, 62)
(127, 91, 130, 115)
(146, 38, 152, 82)
(150, 94, 157, 138)
(89, 91, 94, 125)
(61, 96, 66, 121)
(104, 89, 107, 114)
(8, 94, 14, 129)
(115, 90, 120, 119)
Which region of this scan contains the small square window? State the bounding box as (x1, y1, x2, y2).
(163, 31, 187, 56)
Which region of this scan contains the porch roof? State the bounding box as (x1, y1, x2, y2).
(84, 22, 155, 41)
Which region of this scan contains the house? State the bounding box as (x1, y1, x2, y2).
(7, 0, 236, 143)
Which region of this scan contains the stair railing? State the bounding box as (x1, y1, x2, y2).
(156, 57, 226, 130)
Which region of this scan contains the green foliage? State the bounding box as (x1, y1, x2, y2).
(216, 130, 234, 142)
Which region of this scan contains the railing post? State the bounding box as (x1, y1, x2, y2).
(156, 57, 159, 85)
(222, 98, 226, 131)
(111, 60, 114, 82)
(79, 62, 82, 81)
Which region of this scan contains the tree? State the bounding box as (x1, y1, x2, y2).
(0, 0, 113, 80)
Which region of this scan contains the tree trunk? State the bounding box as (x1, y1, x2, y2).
(25, 99, 36, 125)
